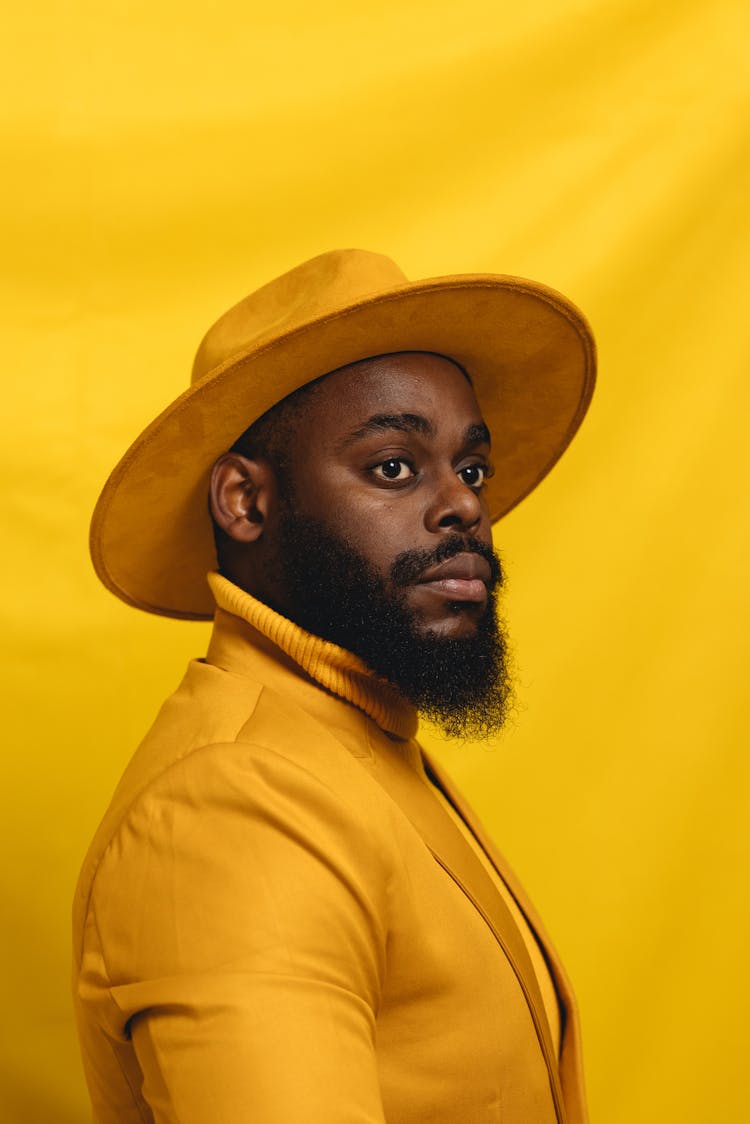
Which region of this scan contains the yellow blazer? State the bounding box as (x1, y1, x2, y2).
(73, 585, 588, 1124)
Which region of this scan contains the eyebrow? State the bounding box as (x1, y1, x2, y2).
(465, 422, 492, 448)
(337, 413, 435, 449)
(337, 413, 491, 451)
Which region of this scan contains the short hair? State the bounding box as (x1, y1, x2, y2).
(211, 374, 326, 571)
(228, 373, 325, 488)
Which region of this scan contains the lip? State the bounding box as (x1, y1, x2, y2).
(416, 553, 491, 603)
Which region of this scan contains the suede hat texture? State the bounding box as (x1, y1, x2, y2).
(90, 249, 597, 620)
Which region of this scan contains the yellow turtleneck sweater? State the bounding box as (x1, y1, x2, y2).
(208, 571, 561, 1059)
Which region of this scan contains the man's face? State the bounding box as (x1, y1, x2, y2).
(257, 353, 512, 738)
(276, 352, 496, 640)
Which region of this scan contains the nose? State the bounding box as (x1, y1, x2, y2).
(424, 468, 484, 536)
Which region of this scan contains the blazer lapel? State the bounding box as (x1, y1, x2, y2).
(427, 753, 588, 1124)
(366, 733, 567, 1123)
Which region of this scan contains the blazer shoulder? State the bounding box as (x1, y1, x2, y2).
(73, 666, 393, 958)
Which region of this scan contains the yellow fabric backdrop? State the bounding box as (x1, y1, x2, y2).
(2, 1, 748, 1120)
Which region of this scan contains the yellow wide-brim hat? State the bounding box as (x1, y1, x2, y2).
(91, 249, 597, 620)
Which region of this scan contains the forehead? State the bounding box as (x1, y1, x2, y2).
(306, 351, 485, 428)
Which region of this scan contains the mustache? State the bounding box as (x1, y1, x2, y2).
(390, 536, 503, 590)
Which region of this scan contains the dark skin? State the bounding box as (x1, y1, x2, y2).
(209, 352, 495, 641)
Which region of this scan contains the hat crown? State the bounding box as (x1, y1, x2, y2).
(191, 249, 408, 385)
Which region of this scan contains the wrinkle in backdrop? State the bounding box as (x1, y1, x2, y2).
(1, 1, 749, 1121)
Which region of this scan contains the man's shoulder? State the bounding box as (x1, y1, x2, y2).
(72, 659, 404, 987)
(110, 657, 267, 807)
(74, 657, 382, 926)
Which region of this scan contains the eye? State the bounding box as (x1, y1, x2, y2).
(371, 458, 416, 482)
(457, 461, 493, 489)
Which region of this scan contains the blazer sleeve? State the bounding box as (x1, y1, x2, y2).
(78, 740, 391, 1124)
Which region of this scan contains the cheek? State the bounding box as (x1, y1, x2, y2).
(330, 508, 401, 578)
(288, 463, 422, 579)
(313, 494, 409, 581)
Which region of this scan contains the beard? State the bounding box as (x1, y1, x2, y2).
(264, 511, 513, 739)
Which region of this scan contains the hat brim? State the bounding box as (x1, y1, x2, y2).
(90, 274, 596, 619)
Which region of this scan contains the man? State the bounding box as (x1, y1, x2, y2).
(74, 249, 596, 1123)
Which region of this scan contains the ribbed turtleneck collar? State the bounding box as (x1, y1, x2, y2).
(207, 572, 419, 741)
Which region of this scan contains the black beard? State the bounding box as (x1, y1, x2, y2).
(264, 512, 513, 739)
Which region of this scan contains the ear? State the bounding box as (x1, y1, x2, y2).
(209, 453, 277, 544)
